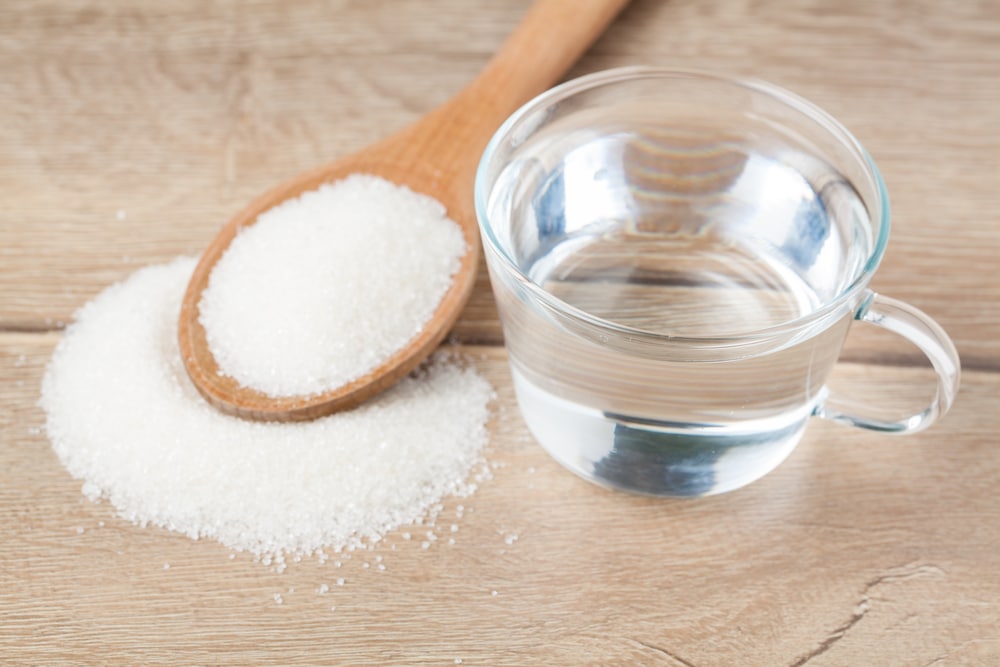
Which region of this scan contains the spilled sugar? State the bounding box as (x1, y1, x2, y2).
(198, 174, 467, 398)
(40, 257, 493, 560)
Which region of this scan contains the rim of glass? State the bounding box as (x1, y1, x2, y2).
(474, 65, 891, 345)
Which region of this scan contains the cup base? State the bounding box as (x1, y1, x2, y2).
(512, 367, 807, 497)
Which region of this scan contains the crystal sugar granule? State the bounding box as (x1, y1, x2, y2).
(198, 174, 467, 398)
(40, 256, 493, 559)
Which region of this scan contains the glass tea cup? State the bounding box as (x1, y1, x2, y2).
(474, 67, 960, 497)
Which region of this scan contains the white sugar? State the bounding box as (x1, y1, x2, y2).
(40, 258, 492, 559)
(198, 174, 467, 398)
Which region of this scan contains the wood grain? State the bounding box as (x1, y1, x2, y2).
(2, 0, 999, 664)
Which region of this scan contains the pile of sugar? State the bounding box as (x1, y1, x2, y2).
(199, 174, 467, 397)
(40, 257, 493, 558)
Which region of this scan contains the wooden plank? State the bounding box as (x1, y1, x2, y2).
(1, 335, 998, 664)
(1, 0, 998, 366)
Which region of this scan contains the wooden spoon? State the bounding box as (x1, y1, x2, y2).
(178, 0, 630, 422)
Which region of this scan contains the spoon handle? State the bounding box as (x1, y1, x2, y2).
(397, 0, 631, 204)
(470, 0, 632, 118)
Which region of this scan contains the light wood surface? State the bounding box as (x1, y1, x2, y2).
(2, 1, 999, 664)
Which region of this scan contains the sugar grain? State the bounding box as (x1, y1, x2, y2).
(198, 174, 467, 397)
(41, 258, 492, 559)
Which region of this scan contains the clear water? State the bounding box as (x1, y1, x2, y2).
(511, 365, 814, 496)
(485, 126, 872, 496)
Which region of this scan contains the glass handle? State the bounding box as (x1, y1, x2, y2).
(816, 290, 961, 434)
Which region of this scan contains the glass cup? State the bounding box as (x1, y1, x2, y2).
(474, 67, 960, 497)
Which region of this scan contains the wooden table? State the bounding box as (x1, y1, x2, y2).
(3, 1, 999, 664)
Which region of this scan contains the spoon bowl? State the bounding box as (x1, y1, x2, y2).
(178, 0, 630, 421)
